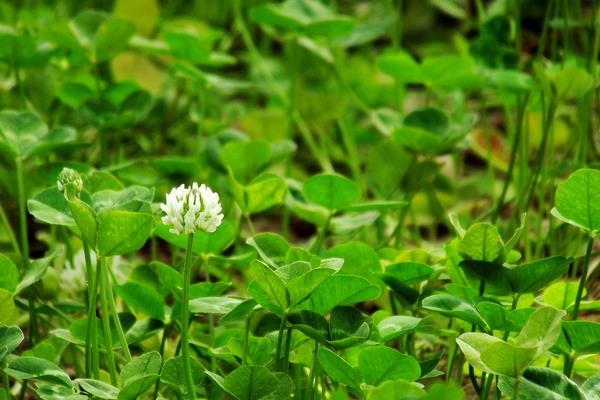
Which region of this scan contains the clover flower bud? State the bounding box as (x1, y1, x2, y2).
(160, 182, 224, 235)
(57, 168, 83, 200)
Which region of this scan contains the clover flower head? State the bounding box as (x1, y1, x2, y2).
(160, 182, 224, 235)
(57, 168, 83, 200)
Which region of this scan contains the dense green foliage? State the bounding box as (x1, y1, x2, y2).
(0, 0, 599, 399)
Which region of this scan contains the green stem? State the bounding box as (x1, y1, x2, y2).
(455, 351, 464, 385)
(512, 376, 520, 400)
(336, 117, 364, 188)
(537, 0, 554, 58)
(564, 353, 576, 378)
(475, 0, 486, 21)
(391, 0, 403, 49)
(493, 93, 530, 223)
(283, 327, 292, 374)
(306, 341, 320, 400)
(242, 314, 251, 366)
(481, 371, 494, 400)
(514, 0, 522, 57)
(469, 364, 481, 395)
(311, 213, 332, 254)
(98, 257, 117, 385)
(331, 57, 371, 115)
(153, 323, 170, 400)
(274, 314, 287, 371)
(0, 201, 21, 257)
(571, 236, 594, 320)
(391, 199, 412, 247)
(201, 256, 217, 373)
(181, 234, 196, 400)
(2, 358, 9, 395)
(381, 157, 423, 248)
(16, 157, 38, 346)
(82, 242, 96, 378)
(446, 334, 457, 382)
(480, 97, 496, 204)
(389, 291, 398, 315)
(503, 295, 520, 341)
(518, 99, 556, 218)
(89, 264, 100, 380)
(15, 157, 29, 269)
(245, 214, 256, 237)
(106, 264, 132, 362)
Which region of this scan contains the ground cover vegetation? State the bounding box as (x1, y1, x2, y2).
(0, 0, 599, 399)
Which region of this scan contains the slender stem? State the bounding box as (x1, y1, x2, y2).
(153, 323, 170, 400)
(455, 351, 464, 384)
(469, 364, 481, 395)
(106, 264, 132, 362)
(571, 236, 594, 320)
(475, 0, 486, 21)
(98, 257, 117, 385)
(245, 214, 256, 237)
(291, 111, 334, 172)
(274, 314, 287, 371)
(564, 353, 576, 378)
(446, 335, 457, 382)
(201, 256, 217, 373)
(294, 364, 302, 399)
(306, 341, 320, 400)
(311, 213, 332, 254)
(283, 327, 292, 374)
(2, 358, 9, 395)
(512, 376, 520, 400)
(561, 0, 570, 59)
(481, 371, 494, 399)
(242, 314, 251, 365)
(503, 295, 520, 341)
(480, 98, 496, 204)
(389, 291, 398, 315)
(89, 259, 100, 380)
(393, 0, 403, 48)
(519, 99, 556, 218)
(82, 241, 95, 378)
(330, 58, 371, 115)
(536, 0, 553, 58)
(380, 157, 423, 248)
(16, 157, 38, 346)
(0, 201, 21, 256)
(181, 234, 196, 400)
(15, 157, 29, 269)
(336, 117, 364, 188)
(514, 0, 522, 57)
(493, 93, 530, 222)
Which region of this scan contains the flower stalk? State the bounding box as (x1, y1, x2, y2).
(160, 182, 224, 400)
(181, 233, 196, 400)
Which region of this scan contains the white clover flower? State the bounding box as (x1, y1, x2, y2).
(57, 167, 83, 200)
(160, 182, 224, 235)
